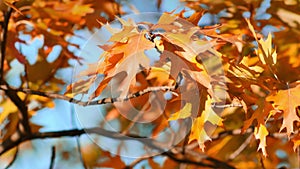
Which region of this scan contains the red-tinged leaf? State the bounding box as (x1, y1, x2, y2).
(94, 31, 154, 98)
(6, 31, 27, 64)
(148, 158, 161, 169)
(254, 124, 269, 157)
(95, 153, 126, 168)
(162, 158, 178, 168)
(266, 82, 300, 136)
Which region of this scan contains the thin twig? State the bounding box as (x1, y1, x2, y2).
(70, 103, 87, 169)
(76, 137, 87, 169)
(0, 127, 146, 156)
(0, 85, 177, 106)
(49, 146, 56, 169)
(260, 155, 266, 169)
(0, 7, 32, 136)
(124, 156, 149, 169)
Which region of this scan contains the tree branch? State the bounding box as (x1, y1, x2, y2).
(0, 7, 13, 81)
(0, 85, 178, 106)
(124, 156, 149, 169)
(0, 127, 146, 156)
(0, 83, 243, 109)
(4, 84, 31, 134)
(0, 5, 31, 138)
(76, 137, 87, 169)
(0, 127, 235, 169)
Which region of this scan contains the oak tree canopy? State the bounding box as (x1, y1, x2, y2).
(0, 0, 299, 168)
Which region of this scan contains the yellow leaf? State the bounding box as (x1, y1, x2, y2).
(157, 12, 177, 24)
(245, 19, 277, 65)
(168, 103, 192, 121)
(146, 67, 170, 86)
(189, 117, 211, 151)
(189, 95, 223, 151)
(0, 99, 18, 124)
(245, 18, 258, 40)
(202, 96, 223, 126)
(256, 33, 277, 65)
(71, 4, 94, 17)
(254, 124, 269, 157)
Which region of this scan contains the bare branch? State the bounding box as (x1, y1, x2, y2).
(0, 127, 146, 156)
(0, 7, 13, 81)
(0, 126, 235, 169)
(0, 7, 32, 136)
(0, 85, 177, 106)
(4, 85, 31, 134)
(49, 146, 56, 169)
(76, 137, 87, 169)
(124, 156, 149, 169)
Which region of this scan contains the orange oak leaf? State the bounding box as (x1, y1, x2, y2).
(266, 82, 300, 136)
(242, 99, 273, 131)
(94, 29, 154, 98)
